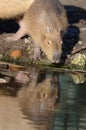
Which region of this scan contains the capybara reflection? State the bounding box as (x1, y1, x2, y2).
(18, 69, 60, 129)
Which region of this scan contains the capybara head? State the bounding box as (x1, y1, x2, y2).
(40, 27, 62, 63)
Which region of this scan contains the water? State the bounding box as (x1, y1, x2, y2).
(0, 67, 86, 130)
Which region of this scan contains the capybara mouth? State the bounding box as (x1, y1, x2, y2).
(51, 51, 61, 63)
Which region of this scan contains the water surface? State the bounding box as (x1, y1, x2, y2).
(0, 67, 86, 130)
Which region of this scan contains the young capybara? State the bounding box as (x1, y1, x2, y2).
(0, 0, 68, 62)
(24, 0, 68, 62)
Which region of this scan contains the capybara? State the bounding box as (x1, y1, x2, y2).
(0, 0, 68, 62)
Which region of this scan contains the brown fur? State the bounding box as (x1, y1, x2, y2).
(0, 0, 68, 62)
(0, 0, 35, 19)
(24, 0, 68, 62)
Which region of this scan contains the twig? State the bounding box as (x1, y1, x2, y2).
(71, 44, 86, 55)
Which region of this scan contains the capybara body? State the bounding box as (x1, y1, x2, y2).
(0, 0, 35, 41)
(0, 0, 35, 19)
(0, 0, 68, 62)
(24, 0, 68, 62)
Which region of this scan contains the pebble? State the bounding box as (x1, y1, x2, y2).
(71, 53, 86, 68)
(0, 54, 3, 60)
(9, 50, 23, 59)
(0, 78, 7, 83)
(78, 41, 83, 45)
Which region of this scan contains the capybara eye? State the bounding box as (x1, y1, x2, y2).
(39, 93, 48, 98)
(48, 41, 52, 45)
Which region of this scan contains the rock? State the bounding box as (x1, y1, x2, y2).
(9, 49, 23, 59)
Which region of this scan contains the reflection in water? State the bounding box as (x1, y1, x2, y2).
(51, 73, 86, 130)
(18, 68, 59, 130)
(70, 72, 86, 84)
(0, 67, 86, 130)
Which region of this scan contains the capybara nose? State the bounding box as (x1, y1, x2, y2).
(52, 51, 61, 63)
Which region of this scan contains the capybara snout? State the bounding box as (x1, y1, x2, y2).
(40, 30, 62, 63)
